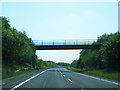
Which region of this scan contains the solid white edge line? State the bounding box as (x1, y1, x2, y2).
(76, 73, 120, 86)
(68, 78, 72, 82)
(10, 70, 46, 90)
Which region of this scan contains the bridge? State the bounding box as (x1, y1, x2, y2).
(33, 39, 100, 50)
(32, 39, 100, 68)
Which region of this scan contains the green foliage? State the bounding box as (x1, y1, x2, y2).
(2, 17, 35, 75)
(82, 70, 120, 81)
(70, 60, 78, 67)
(56, 62, 70, 67)
(97, 33, 110, 45)
(36, 58, 70, 69)
(71, 32, 120, 72)
(2, 65, 36, 79)
(100, 33, 120, 71)
(67, 68, 89, 72)
(1, 17, 10, 30)
(68, 67, 120, 81)
(36, 59, 61, 69)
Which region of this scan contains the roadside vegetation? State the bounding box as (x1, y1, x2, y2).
(68, 68, 120, 81)
(69, 32, 120, 81)
(1, 17, 36, 79)
(1, 17, 120, 81)
(82, 70, 120, 81)
(2, 68, 36, 79)
(36, 58, 61, 69)
(1, 17, 69, 79)
(36, 57, 70, 69)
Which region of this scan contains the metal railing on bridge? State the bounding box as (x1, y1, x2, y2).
(33, 39, 97, 46)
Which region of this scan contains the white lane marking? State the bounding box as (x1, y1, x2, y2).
(10, 70, 46, 90)
(59, 71, 63, 75)
(68, 78, 72, 82)
(59, 71, 66, 77)
(76, 73, 120, 86)
(81, 89, 84, 90)
(59, 71, 72, 83)
(63, 75, 65, 77)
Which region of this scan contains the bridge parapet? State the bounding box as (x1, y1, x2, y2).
(33, 39, 97, 46)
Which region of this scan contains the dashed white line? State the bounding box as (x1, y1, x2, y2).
(59, 71, 62, 75)
(59, 71, 72, 83)
(68, 78, 72, 83)
(81, 89, 84, 90)
(10, 70, 46, 90)
(63, 75, 66, 77)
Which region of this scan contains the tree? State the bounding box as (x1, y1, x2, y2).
(75, 32, 119, 72)
(100, 33, 120, 71)
(2, 17, 35, 68)
(57, 62, 70, 67)
(70, 60, 78, 67)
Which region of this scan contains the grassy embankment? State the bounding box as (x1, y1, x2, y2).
(3, 69, 36, 79)
(2, 65, 37, 79)
(68, 68, 120, 81)
(2, 63, 61, 79)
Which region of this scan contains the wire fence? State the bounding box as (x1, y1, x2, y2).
(33, 39, 97, 45)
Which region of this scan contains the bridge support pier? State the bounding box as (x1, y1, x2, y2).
(32, 50, 36, 68)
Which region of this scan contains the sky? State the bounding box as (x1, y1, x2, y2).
(1, 1, 118, 63)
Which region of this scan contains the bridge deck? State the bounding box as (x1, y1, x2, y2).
(33, 40, 100, 50)
(35, 45, 100, 50)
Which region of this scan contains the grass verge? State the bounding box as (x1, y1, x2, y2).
(2, 68, 36, 79)
(82, 70, 120, 81)
(68, 68, 120, 82)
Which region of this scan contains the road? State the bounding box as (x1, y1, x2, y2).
(2, 68, 120, 90)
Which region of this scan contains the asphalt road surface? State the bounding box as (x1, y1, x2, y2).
(2, 68, 120, 90)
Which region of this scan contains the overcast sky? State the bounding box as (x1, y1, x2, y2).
(1, 1, 118, 63)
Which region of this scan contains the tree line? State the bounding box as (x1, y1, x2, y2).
(1, 17, 35, 72)
(1, 16, 119, 76)
(1, 17, 70, 73)
(70, 32, 120, 72)
(36, 55, 70, 69)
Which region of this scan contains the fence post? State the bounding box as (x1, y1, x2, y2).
(32, 50, 36, 68)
